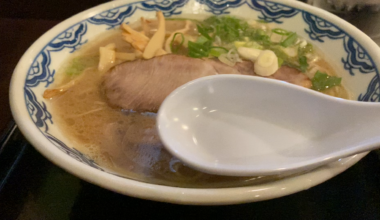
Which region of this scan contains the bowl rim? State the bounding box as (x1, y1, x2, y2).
(9, 0, 378, 205)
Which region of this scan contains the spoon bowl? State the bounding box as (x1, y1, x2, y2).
(157, 75, 380, 176)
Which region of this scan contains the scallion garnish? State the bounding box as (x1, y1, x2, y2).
(170, 33, 185, 54)
(197, 24, 212, 40)
(196, 35, 209, 44)
(272, 28, 291, 36)
(278, 57, 284, 67)
(185, 15, 316, 73)
(209, 46, 228, 57)
(298, 56, 308, 73)
(188, 40, 212, 58)
(311, 71, 342, 91)
(280, 32, 298, 48)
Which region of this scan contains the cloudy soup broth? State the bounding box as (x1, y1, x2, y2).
(45, 14, 350, 187)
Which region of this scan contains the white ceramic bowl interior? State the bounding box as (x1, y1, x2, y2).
(9, 0, 380, 205)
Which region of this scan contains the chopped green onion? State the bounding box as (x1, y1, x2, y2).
(66, 58, 85, 76)
(269, 46, 291, 64)
(209, 49, 221, 57)
(66, 56, 98, 76)
(189, 15, 319, 72)
(271, 45, 304, 71)
(188, 41, 211, 58)
(299, 43, 313, 57)
(234, 41, 247, 48)
(272, 28, 291, 36)
(170, 33, 185, 54)
(280, 32, 298, 48)
(202, 16, 249, 43)
(209, 46, 228, 57)
(278, 57, 284, 67)
(311, 71, 342, 91)
(298, 56, 308, 73)
(196, 36, 209, 44)
(245, 41, 264, 49)
(197, 24, 212, 40)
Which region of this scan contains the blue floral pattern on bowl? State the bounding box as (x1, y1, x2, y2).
(24, 0, 379, 172)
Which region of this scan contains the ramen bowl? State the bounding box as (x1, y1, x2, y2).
(9, 0, 380, 205)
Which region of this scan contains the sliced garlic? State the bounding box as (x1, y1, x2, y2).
(254, 50, 279, 76)
(237, 47, 262, 62)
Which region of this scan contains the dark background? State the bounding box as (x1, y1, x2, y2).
(1, 0, 380, 219)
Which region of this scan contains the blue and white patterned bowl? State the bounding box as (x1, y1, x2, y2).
(9, 0, 380, 204)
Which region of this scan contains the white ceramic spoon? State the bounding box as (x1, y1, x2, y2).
(156, 74, 380, 176)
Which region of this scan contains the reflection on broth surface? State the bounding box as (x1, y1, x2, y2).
(47, 15, 350, 187)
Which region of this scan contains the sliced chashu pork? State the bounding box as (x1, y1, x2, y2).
(103, 54, 311, 112)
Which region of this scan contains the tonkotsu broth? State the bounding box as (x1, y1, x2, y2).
(50, 31, 283, 187)
(48, 18, 350, 188)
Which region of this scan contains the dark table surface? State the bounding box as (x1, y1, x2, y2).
(1, 1, 380, 219)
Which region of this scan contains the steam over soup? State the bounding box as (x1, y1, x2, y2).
(45, 12, 350, 187)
